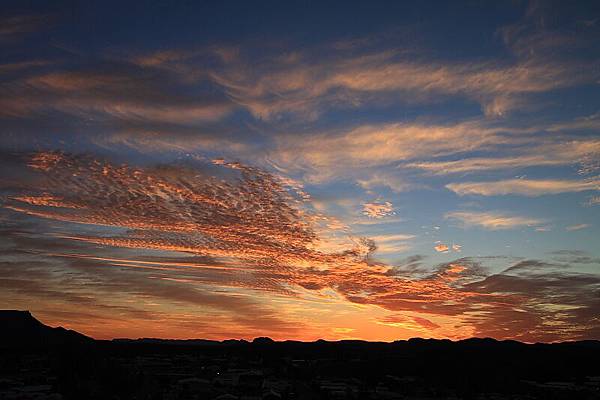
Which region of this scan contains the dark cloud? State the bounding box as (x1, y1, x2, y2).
(463, 271, 600, 341)
(0, 13, 53, 39)
(0, 55, 239, 154)
(549, 250, 600, 265)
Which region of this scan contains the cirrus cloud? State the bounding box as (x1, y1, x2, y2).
(445, 211, 544, 230)
(362, 201, 394, 218)
(447, 178, 600, 197)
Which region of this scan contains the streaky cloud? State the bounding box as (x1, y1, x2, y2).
(445, 210, 544, 230)
(447, 178, 600, 197)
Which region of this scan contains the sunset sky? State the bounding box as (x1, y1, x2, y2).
(1, 1, 599, 342)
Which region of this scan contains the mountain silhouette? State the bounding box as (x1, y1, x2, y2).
(2, 310, 600, 399)
(0, 310, 92, 349)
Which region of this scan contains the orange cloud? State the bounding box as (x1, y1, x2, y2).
(376, 314, 440, 332)
(2, 152, 599, 342)
(434, 243, 449, 253)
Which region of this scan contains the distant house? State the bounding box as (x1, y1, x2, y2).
(214, 394, 238, 400)
(318, 379, 358, 399)
(261, 389, 282, 400)
(238, 371, 264, 392)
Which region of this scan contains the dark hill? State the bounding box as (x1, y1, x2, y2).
(0, 310, 93, 349)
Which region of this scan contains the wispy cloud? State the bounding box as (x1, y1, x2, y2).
(212, 45, 598, 119)
(445, 211, 544, 230)
(376, 314, 440, 332)
(586, 196, 600, 206)
(406, 139, 600, 175)
(270, 120, 517, 183)
(362, 201, 394, 218)
(356, 171, 415, 193)
(367, 233, 414, 254)
(0, 61, 237, 152)
(0, 14, 52, 39)
(447, 178, 600, 197)
(566, 224, 590, 231)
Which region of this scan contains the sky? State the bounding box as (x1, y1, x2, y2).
(0, 0, 599, 342)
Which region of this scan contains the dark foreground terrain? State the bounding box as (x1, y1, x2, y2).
(1, 311, 599, 400)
